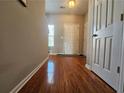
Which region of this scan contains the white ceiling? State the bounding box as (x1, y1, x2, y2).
(45, 0, 89, 15)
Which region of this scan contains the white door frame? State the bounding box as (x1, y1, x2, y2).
(119, 13, 124, 93)
(120, 4, 124, 93)
(85, 0, 95, 70)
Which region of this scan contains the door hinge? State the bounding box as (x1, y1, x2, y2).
(117, 66, 120, 74)
(121, 14, 124, 21)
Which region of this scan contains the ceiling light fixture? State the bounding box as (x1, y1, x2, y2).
(68, 0, 76, 8)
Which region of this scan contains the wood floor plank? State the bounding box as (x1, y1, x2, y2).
(19, 55, 116, 93)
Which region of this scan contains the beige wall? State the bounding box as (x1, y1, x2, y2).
(0, 0, 48, 93)
(46, 14, 84, 54)
(83, 13, 88, 56)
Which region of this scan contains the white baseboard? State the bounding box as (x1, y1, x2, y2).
(85, 64, 91, 70)
(10, 56, 49, 93)
(49, 53, 82, 55)
(49, 53, 57, 55)
(49, 53, 65, 55)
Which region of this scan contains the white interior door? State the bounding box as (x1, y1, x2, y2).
(64, 24, 79, 54)
(92, 0, 123, 91)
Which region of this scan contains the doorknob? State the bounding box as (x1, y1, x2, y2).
(93, 34, 98, 37)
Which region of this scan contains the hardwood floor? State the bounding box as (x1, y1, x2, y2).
(19, 55, 116, 93)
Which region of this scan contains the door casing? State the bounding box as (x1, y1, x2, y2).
(119, 12, 124, 93)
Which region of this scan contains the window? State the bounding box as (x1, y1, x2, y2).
(48, 25, 54, 47)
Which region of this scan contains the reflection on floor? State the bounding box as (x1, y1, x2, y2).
(47, 61, 54, 84)
(19, 55, 116, 93)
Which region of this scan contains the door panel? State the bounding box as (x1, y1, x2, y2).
(94, 38, 100, 65)
(107, 0, 114, 26)
(96, 2, 102, 30)
(92, 0, 123, 90)
(104, 37, 112, 70)
(101, 0, 107, 29)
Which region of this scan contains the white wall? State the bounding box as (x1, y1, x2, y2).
(85, 0, 94, 68)
(46, 14, 84, 54)
(0, 0, 48, 93)
(83, 13, 88, 56)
